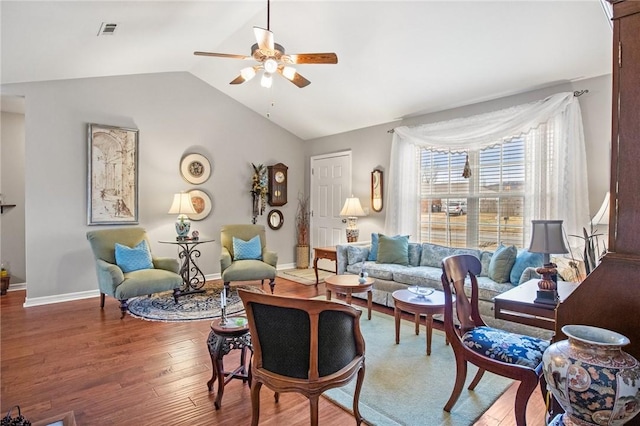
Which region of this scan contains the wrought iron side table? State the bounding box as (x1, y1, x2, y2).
(159, 238, 214, 296)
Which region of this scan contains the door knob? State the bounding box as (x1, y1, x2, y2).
(341, 219, 347, 224)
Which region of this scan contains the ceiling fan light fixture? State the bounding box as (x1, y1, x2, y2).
(264, 58, 278, 74)
(282, 66, 297, 80)
(261, 72, 273, 88)
(240, 67, 256, 81)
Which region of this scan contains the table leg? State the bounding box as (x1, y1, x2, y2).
(213, 352, 225, 409)
(367, 290, 372, 320)
(414, 313, 420, 335)
(314, 255, 320, 285)
(345, 291, 352, 305)
(426, 313, 434, 356)
(394, 306, 401, 344)
(325, 290, 332, 301)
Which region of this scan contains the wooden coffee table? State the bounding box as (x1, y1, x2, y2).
(324, 274, 374, 320)
(392, 288, 451, 355)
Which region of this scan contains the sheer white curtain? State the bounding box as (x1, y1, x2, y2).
(384, 91, 590, 248)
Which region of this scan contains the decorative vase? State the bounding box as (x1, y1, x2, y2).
(542, 325, 640, 426)
(296, 245, 310, 269)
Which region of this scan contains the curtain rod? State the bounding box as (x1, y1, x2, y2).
(387, 89, 590, 134)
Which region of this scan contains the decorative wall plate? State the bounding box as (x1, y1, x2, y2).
(187, 189, 212, 221)
(180, 153, 211, 185)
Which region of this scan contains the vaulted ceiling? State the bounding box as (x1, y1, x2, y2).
(1, 1, 612, 140)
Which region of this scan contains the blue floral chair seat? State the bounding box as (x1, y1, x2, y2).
(462, 326, 549, 369)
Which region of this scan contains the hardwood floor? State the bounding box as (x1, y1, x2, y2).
(0, 277, 545, 425)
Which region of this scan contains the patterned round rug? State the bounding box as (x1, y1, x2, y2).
(127, 285, 259, 322)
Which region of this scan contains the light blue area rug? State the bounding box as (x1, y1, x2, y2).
(323, 310, 513, 425)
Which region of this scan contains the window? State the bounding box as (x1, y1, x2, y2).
(419, 138, 525, 250)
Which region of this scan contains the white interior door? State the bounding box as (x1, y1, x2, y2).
(310, 151, 351, 271)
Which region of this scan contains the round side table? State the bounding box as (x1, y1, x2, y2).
(392, 289, 452, 355)
(206, 316, 252, 409)
(324, 274, 374, 320)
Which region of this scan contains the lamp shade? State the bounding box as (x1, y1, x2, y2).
(340, 196, 366, 217)
(591, 191, 610, 226)
(168, 193, 196, 215)
(529, 220, 569, 265)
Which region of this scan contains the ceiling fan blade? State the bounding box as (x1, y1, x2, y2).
(230, 75, 247, 85)
(286, 53, 338, 64)
(278, 68, 311, 88)
(253, 26, 274, 51)
(194, 51, 251, 60)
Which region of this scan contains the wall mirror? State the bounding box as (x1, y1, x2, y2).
(267, 209, 284, 230)
(371, 169, 383, 212)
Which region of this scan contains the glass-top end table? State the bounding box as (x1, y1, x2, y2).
(159, 238, 214, 296)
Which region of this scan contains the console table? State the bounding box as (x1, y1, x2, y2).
(494, 278, 579, 330)
(159, 238, 214, 296)
(313, 246, 337, 285)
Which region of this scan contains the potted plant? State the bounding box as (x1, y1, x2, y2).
(295, 193, 310, 268)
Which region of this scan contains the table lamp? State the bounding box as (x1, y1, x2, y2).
(340, 196, 366, 242)
(169, 192, 197, 240)
(528, 219, 569, 304)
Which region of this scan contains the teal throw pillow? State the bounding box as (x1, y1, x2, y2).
(347, 245, 369, 265)
(367, 233, 379, 261)
(510, 250, 544, 285)
(488, 244, 517, 283)
(376, 234, 409, 266)
(233, 235, 262, 260)
(115, 240, 154, 273)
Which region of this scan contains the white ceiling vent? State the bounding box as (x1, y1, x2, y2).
(97, 22, 118, 36)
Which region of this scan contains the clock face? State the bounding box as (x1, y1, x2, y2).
(275, 171, 285, 183)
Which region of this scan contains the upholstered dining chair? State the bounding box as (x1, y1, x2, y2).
(86, 227, 183, 318)
(220, 224, 277, 295)
(440, 254, 549, 426)
(239, 289, 366, 426)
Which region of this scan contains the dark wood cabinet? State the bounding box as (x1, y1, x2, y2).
(556, 0, 640, 356)
(553, 4, 640, 422)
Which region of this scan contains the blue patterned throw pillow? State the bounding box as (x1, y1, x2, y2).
(115, 240, 154, 273)
(233, 235, 262, 260)
(488, 244, 517, 283)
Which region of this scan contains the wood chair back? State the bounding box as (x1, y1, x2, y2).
(239, 289, 365, 426)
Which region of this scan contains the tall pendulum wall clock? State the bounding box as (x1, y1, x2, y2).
(267, 163, 288, 206)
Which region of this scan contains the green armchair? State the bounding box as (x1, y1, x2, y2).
(220, 224, 277, 295)
(86, 227, 183, 318)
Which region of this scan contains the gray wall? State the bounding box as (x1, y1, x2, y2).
(1, 72, 304, 303)
(304, 74, 613, 244)
(0, 111, 26, 283)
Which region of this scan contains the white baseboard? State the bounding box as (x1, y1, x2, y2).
(20, 265, 295, 307)
(24, 289, 100, 307)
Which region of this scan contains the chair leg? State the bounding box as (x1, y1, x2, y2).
(250, 381, 262, 426)
(274, 391, 280, 403)
(223, 282, 230, 297)
(309, 395, 320, 426)
(119, 299, 128, 319)
(444, 355, 467, 412)
(268, 278, 275, 294)
(100, 293, 106, 308)
(514, 373, 539, 426)
(352, 363, 365, 425)
(468, 368, 485, 390)
(173, 288, 180, 303)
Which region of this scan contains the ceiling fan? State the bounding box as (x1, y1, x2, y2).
(194, 0, 338, 88)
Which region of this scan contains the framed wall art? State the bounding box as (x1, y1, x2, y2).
(371, 169, 383, 212)
(180, 153, 211, 185)
(87, 123, 139, 225)
(187, 189, 213, 221)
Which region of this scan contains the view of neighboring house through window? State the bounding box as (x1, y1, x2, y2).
(419, 137, 526, 250)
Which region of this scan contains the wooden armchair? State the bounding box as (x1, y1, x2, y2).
(239, 289, 366, 426)
(440, 254, 549, 426)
